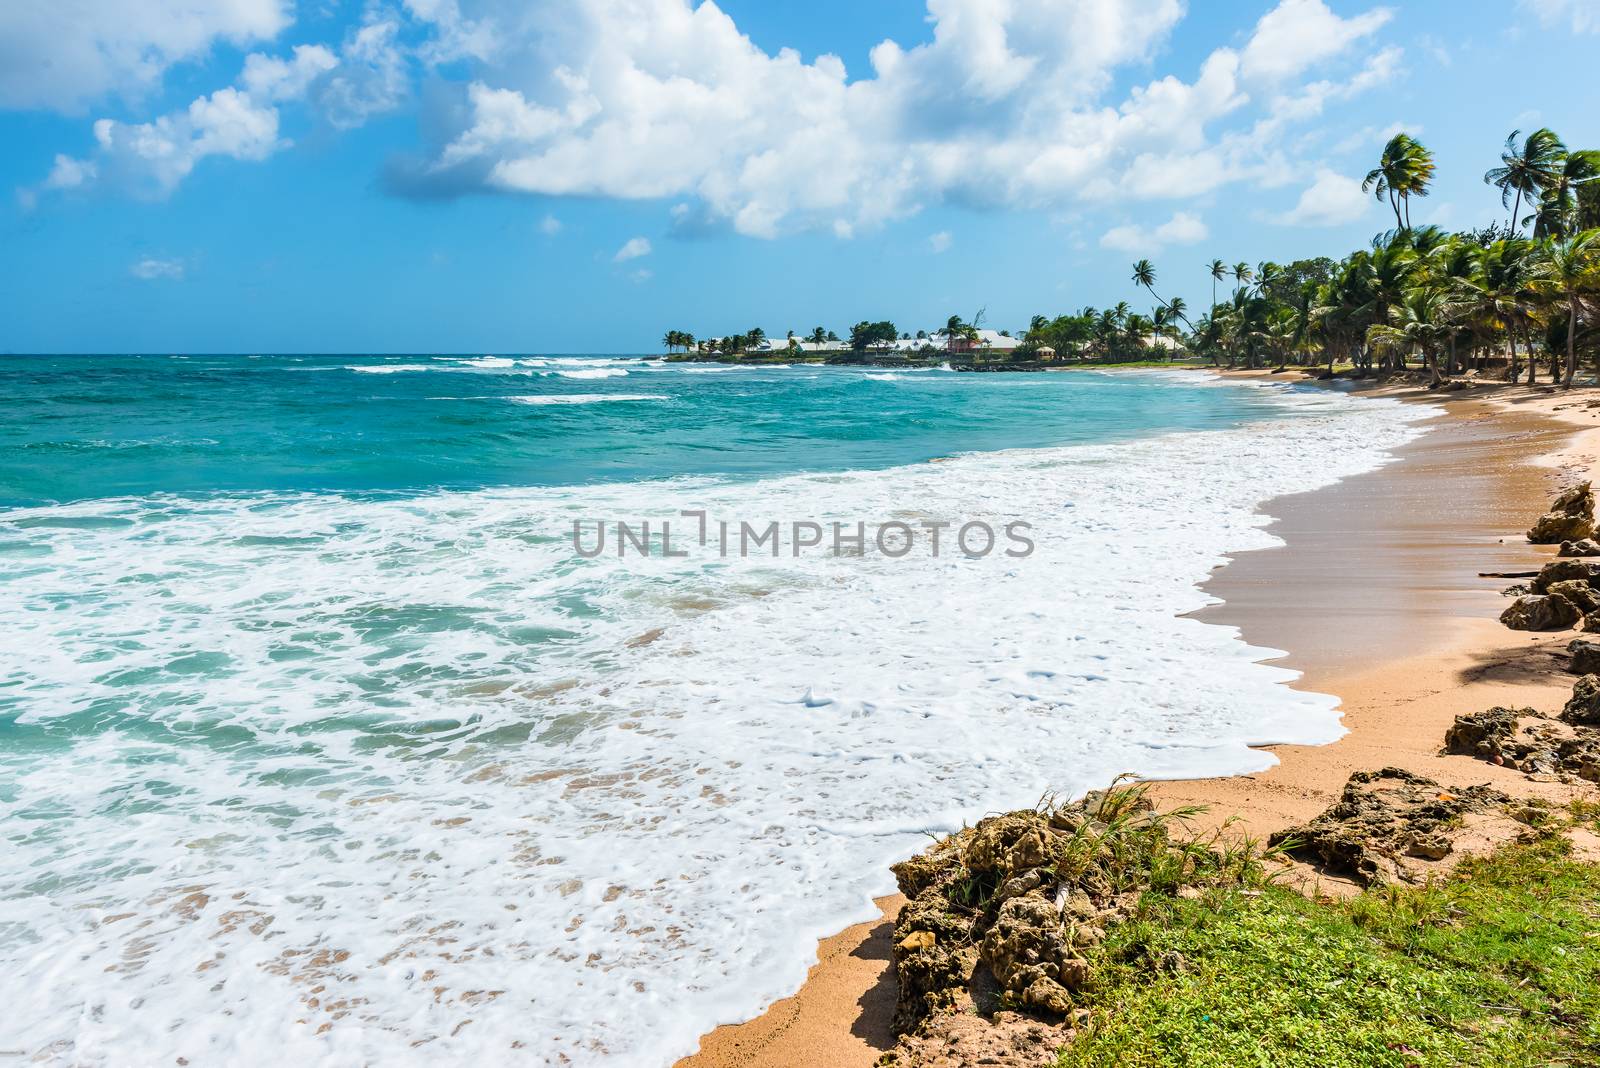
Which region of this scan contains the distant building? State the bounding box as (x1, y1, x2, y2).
(947, 329, 1023, 355)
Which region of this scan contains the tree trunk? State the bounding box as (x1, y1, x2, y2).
(1565, 298, 1579, 388)
(1511, 189, 1524, 236)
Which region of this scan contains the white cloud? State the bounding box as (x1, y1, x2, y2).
(1240, 0, 1392, 81)
(539, 214, 562, 234)
(928, 231, 952, 253)
(315, 21, 409, 130)
(43, 154, 97, 191)
(0, 0, 291, 111)
(130, 257, 185, 280)
(241, 44, 339, 102)
(1275, 168, 1371, 226)
(1521, 0, 1600, 33)
(1099, 211, 1208, 253)
(31, 25, 403, 199)
(78, 87, 285, 197)
(613, 236, 651, 262)
(22, 0, 1401, 226)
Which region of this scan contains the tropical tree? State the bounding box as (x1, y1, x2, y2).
(1532, 229, 1600, 386)
(1131, 260, 1195, 330)
(1533, 150, 1600, 239)
(1232, 262, 1253, 292)
(1206, 258, 1227, 318)
(1363, 133, 1435, 229)
(1485, 128, 1566, 236)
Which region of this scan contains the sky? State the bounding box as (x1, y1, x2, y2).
(2, 0, 1598, 354)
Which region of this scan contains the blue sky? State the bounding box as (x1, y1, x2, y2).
(2, 0, 1597, 354)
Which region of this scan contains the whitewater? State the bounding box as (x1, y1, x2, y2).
(0, 362, 1434, 1065)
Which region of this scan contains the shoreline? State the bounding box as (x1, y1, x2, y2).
(677, 372, 1600, 1067)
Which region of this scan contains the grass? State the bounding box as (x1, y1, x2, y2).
(1058, 831, 1600, 1068)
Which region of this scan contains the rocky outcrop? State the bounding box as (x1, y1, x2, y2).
(1569, 639, 1600, 676)
(1548, 580, 1600, 614)
(1528, 481, 1595, 544)
(1559, 537, 1600, 557)
(1531, 558, 1600, 592)
(1268, 768, 1510, 886)
(1500, 593, 1582, 630)
(1443, 685, 1600, 784)
(885, 784, 1239, 1049)
(1563, 675, 1600, 726)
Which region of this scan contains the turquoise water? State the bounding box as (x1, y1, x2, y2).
(0, 354, 1296, 505)
(0, 354, 1431, 1066)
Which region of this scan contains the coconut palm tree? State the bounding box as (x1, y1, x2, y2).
(1232, 262, 1253, 293)
(1364, 133, 1435, 230)
(1533, 150, 1600, 240)
(1130, 260, 1195, 330)
(809, 327, 827, 346)
(1208, 258, 1227, 316)
(1532, 229, 1600, 387)
(1485, 128, 1566, 236)
(1369, 288, 1450, 386)
(1470, 237, 1543, 382)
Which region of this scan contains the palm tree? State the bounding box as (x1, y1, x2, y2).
(1232, 262, 1253, 293)
(1130, 260, 1195, 330)
(1485, 128, 1566, 236)
(1471, 237, 1542, 382)
(1533, 150, 1600, 239)
(1209, 259, 1227, 316)
(1369, 288, 1450, 387)
(1363, 133, 1435, 230)
(1533, 229, 1600, 387)
(809, 327, 827, 346)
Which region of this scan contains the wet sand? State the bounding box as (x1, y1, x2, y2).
(677, 377, 1600, 1068)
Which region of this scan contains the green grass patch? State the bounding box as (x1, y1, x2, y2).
(1059, 836, 1600, 1068)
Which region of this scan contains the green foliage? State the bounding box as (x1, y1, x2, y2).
(1058, 836, 1600, 1068)
(849, 319, 898, 351)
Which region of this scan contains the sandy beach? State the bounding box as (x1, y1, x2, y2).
(677, 374, 1600, 1068)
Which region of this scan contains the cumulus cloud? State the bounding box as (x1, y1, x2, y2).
(613, 236, 651, 261)
(1275, 168, 1371, 226)
(1099, 211, 1208, 252)
(19, 0, 1402, 228)
(0, 0, 291, 111)
(928, 231, 952, 253)
(130, 257, 185, 280)
(1239, 0, 1392, 81)
(1521, 0, 1600, 32)
(396, 0, 1393, 238)
(31, 29, 401, 199)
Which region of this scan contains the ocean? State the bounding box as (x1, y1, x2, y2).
(0, 355, 1432, 1064)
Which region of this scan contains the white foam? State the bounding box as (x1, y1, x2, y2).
(456, 357, 517, 368)
(509, 394, 667, 406)
(543, 368, 630, 380)
(345, 363, 437, 374)
(0, 381, 1434, 1067)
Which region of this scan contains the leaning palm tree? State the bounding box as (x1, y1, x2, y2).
(1532, 229, 1600, 387)
(1485, 128, 1566, 236)
(1364, 133, 1435, 230)
(1232, 262, 1253, 292)
(1130, 260, 1195, 330)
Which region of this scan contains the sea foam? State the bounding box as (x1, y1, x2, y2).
(0, 380, 1433, 1066)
